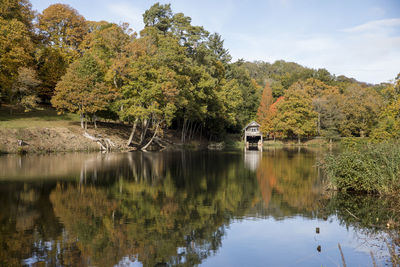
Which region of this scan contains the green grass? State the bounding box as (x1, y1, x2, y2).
(324, 142, 400, 195)
(0, 105, 80, 128)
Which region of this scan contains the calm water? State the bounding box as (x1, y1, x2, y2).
(0, 149, 398, 266)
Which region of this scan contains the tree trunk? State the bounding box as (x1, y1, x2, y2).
(93, 115, 97, 129)
(199, 125, 202, 142)
(298, 136, 301, 144)
(181, 118, 187, 143)
(141, 121, 160, 151)
(187, 121, 193, 141)
(317, 113, 321, 135)
(127, 118, 139, 146)
(80, 113, 84, 129)
(140, 119, 149, 145)
(191, 123, 199, 140)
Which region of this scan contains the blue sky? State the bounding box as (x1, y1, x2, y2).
(31, 0, 400, 84)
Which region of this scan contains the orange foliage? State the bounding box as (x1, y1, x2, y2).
(260, 96, 284, 136)
(256, 83, 273, 123)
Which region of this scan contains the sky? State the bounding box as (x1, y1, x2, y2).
(30, 0, 400, 84)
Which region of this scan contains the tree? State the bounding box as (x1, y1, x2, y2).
(206, 33, 231, 64)
(273, 82, 317, 142)
(80, 22, 132, 68)
(338, 85, 382, 137)
(228, 62, 262, 130)
(35, 47, 68, 101)
(302, 78, 342, 137)
(35, 4, 88, 100)
(260, 96, 284, 138)
(143, 3, 173, 34)
(0, 0, 35, 101)
(0, 0, 35, 30)
(51, 53, 114, 129)
(116, 32, 185, 147)
(257, 83, 273, 126)
(38, 4, 87, 60)
(12, 67, 40, 111)
(371, 74, 400, 140)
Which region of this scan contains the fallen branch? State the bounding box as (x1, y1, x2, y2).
(83, 132, 114, 152)
(141, 122, 161, 151)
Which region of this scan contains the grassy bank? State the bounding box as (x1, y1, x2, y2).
(0, 105, 207, 153)
(0, 105, 80, 128)
(0, 105, 131, 153)
(324, 143, 400, 195)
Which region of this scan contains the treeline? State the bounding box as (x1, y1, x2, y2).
(1, 0, 262, 144)
(2, 0, 397, 144)
(252, 61, 400, 141)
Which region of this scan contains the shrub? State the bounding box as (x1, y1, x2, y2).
(324, 143, 400, 195)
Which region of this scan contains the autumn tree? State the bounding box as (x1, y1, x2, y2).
(371, 74, 400, 140)
(260, 96, 284, 139)
(79, 22, 132, 68)
(12, 67, 40, 111)
(0, 0, 35, 101)
(273, 82, 317, 143)
(38, 4, 87, 53)
(257, 83, 273, 132)
(35, 4, 88, 100)
(338, 85, 382, 137)
(51, 53, 114, 130)
(303, 78, 342, 138)
(35, 47, 68, 101)
(115, 30, 186, 147)
(0, 0, 35, 29)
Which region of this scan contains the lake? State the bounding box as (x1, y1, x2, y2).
(0, 149, 398, 266)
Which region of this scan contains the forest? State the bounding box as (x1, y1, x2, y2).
(1, 0, 399, 144)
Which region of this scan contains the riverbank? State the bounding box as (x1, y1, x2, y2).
(0, 106, 132, 153)
(0, 106, 210, 154)
(0, 106, 338, 154)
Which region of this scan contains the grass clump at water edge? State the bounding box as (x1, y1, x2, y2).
(324, 143, 400, 195)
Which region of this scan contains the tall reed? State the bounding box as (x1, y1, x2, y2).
(324, 143, 400, 195)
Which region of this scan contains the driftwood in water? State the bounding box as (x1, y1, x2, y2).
(208, 142, 224, 150)
(83, 132, 115, 151)
(153, 137, 167, 151)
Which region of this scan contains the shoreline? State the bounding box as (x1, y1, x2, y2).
(0, 126, 337, 155)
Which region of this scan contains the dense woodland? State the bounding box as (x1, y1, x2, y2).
(1, 0, 399, 143)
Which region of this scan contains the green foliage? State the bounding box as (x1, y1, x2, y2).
(1, 0, 396, 144)
(338, 85, 382, 137)
(11, 67, 40, 109)
(51, 53, 114, 120)
(371, 75, 400, 141)
(273, 82, 317, 139)
(35, 47, 68, 101)
(324, 143, 400, 195)
(227, 62, 261, 129)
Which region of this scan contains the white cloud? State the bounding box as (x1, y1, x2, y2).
(342, 18, 400, 33)
(107, 2, 145, 31)
(228, 18, 400, 84)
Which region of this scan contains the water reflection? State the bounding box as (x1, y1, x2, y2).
(0, 150, 398, 266)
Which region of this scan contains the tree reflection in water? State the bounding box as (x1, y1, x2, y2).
(0, 150, 398, 266)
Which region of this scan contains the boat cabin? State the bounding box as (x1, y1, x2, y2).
(243, 121, 263, 149)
